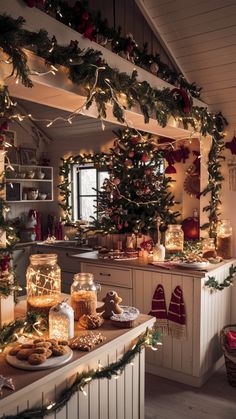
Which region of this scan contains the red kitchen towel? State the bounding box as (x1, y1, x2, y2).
(168, 286, 187, 340)
(226, 331, 236, 349)
(149, 284, 168, 335)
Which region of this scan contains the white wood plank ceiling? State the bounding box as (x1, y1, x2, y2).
(136, 0, 236, 131)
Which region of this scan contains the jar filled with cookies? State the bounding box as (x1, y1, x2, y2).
(217, 219, 232, 259)
(71, 273, 101, 320)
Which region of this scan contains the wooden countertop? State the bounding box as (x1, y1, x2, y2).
(0, 300, 154, 403)
(71, 251, 236, 278)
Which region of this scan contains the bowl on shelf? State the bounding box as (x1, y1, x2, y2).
(38, 193, 47, 200)
(27, 189, 38, 200)
(36, 170, 45, 180)
(26, 171, 35, 179)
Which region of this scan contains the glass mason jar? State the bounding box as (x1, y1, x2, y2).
(217, 220, 232, 259)
(27, 254, 61, 316)
(71, 273, 101, 320)
(165, 225, 184, 254)
(202, 238, 216, 259)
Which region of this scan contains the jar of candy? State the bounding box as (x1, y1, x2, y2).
(217, 220, 232, 259)
(71, 273, 101, 320)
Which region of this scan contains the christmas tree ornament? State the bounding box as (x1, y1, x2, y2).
(184, 175, 200, 198)
(225, 135, 236, 155)
(0, 375, 15, 395)
(124, 159, 133, 168)
(49, 301, 74, 340)
(141, 153, 149, 162)
(128, 150, 135, 158)
(113, 177, 120, 185)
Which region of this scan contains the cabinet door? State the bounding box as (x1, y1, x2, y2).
(98, 284, 132, 306)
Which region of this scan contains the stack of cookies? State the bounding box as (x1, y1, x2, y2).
(8, 338, 69, 366)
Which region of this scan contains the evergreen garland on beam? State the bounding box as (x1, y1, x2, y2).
(205, 264, 236, 291)
(0, 14, 228, 235)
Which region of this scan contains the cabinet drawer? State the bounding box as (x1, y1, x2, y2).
(81, 263, 132, 288)
(98, 285, 132, 306)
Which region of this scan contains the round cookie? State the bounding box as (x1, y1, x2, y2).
(35, 342, 51, 349)
(52, 345, 68, 356)
(28, 353, 46, 365)
(33, 339, 45, 344)
(45, 348, 52, 359)
(16, 349, 32, 360)
(58, 340, 68, 346)
(21, 343, 34, 349)
(9, 345, 22, 356)
(31, 347, 47, 355)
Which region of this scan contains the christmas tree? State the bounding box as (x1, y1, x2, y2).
(94, 129, 180, 236)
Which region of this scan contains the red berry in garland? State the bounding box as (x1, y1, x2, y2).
(124, 221, 129, 228)
(128, 150, 135, 158)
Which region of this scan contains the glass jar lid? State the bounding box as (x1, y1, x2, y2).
(30, 253, 58, 265)
(73, 272, 94, 283)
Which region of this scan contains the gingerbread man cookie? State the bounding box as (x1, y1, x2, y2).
(97, 291, 123, 319)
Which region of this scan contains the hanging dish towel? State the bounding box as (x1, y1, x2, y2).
(149, 284, 168, 335)
(168, 285, 187, 339)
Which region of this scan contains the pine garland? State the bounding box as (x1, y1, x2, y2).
(0, 14, 228, 235)
(205, 264, 236, 291)
(0, 311, 48, 352)
(0, 327, 160, 419)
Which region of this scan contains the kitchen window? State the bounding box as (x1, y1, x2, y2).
(71, 165, 108, 222)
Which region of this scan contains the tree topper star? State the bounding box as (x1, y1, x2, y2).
(0, 375, 15, 395)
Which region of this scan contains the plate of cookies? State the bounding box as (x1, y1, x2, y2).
(6, 338, 73, 370)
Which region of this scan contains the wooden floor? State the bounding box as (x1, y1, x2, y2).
(145, 367, 236, 419)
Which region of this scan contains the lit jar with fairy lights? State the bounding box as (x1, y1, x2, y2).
(26, 254, 61, 316)
(165, 225, 184, 254)
(49, 301, 74, 340)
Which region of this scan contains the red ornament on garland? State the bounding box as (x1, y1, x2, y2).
(225, 135, 236, 155)
(130, 136, 138, 145)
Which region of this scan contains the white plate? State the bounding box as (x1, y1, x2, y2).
(175, 261, 209, 269)
(6, 347, 73, 370)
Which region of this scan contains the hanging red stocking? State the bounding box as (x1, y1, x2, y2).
(149, 284, 168, 335)
(168, 286, 187, 339)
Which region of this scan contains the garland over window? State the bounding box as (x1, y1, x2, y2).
(0, 14, 228, 235)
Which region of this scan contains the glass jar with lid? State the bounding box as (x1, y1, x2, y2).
(165, 225, 184, 254)
(217, 220, 232, 259)
(71, 273, 101, 320)
(27, 254, 61, 316)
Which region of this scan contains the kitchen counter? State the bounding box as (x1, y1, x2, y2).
(0, 299, 154, 418)
(71, 250, 236, 278)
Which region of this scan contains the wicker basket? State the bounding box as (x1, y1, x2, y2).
(220, 324, 236, 386)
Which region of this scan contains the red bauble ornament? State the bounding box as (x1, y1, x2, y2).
(182, 217, 199, 240)
(128, 150, 135, 158)
(124, 221, 129, 228)
(141, 154, 149, 163)
(113, 177, 120, 185)
(130, 136, 138, 145)
(117, 223, 123, 231)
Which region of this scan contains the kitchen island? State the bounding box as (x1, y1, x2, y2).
(0, 299, 154, 419)
(70, 251, 236, 387)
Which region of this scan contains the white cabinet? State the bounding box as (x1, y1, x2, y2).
(133, 264, 233, 387)
(81, 262, 133, 306)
